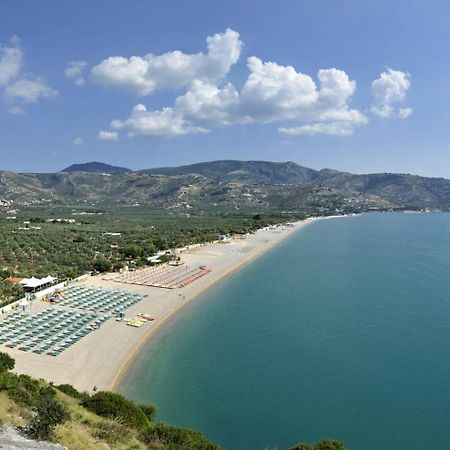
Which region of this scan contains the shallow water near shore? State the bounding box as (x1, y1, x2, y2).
(120, 213, 450, 450)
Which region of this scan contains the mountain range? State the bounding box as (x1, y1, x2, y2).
(1, 160, 449, 213)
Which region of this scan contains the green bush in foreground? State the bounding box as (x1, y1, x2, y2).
(139, 403, 157, 423)
(82, 391, 150, 429)
(24, 391, 70, 440)
(0, 352, 15, 372)
(140, 423, 221, 450)
(0, 371, 44, 407)
(291, 440, 346, 450)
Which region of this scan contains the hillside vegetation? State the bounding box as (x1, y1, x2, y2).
(1, 160, 449, 211)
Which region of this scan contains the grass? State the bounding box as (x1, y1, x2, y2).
(52, 390, 152, 450)
(0, 391, 24, 427)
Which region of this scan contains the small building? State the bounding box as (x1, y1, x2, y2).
(19, 275, 56, 293)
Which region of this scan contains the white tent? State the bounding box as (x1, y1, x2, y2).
(20, 275, 56, 291)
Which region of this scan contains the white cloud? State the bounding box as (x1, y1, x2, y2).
(238, 59, 363, 129)
(5, 78, 57, 103)
(111, 104, 207, 138)
(65, 61, 87, 86)
(279, 119, 366, 137)
(174, 80, 241, 127)
(73, 137, 83, 146)
(317, 68, 356, 109)
(109, 58, 367, 138)
(5, 77, 57, 113)
(91, 28, 242, 95)
(0, 36, 22, 86)
(108, 81, 239, 138)
(0, 36, 57, 113)
(398, 107, 412, 119)
(98, 130, 118, 141)
(239, 57, 319, 122)
(371, 68, 412, 118)
(93, 29, 413, 139)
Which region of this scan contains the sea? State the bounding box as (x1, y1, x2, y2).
(120, 212, 450, 450)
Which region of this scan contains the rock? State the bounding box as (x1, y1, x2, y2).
(0, 425, 68, 450)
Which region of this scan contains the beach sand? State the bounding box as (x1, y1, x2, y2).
(4, 219, 314, 393)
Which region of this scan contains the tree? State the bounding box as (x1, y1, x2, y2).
(119, 244, 143, 259)
(0, 280, 24, 307)
(24, 393, 70, 440)
(0, 352, 15, 372)
(113, 261, 125, 272)
(93, 257, 111, 273)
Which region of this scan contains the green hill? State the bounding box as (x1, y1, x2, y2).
(62, 161, 132, 174)
(140, 160, 319, 184)
(1, 160, 450, 211)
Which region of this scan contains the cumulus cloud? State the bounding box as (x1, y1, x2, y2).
(98, 130, 118, 141)
(371, 68, 412, 119)
(0, 36, 57, 113)
(73, 137, 83, 146)
(91, 28, 242, 95)
(95, 29, 412, 139)
(108, 57, 367, 138)
(238, 60, 364, 129)
(111, 104, 207, 138)
(238, 57, 318, 122)
(174, 80, 241, 127)
(65, 61, 87, 86)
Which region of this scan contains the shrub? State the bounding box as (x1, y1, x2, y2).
(139, 423, 221, 450)
(55, 384, 89, 401)
(1, 373, 43, 407)
(291, 440, 346, 450)
(24, 393, 70, 440)
(0, 352, 15, 372)
(314, 441, 346, 450)
(138, 403, 157, 422)
(93, 420, 133, 445)
(82, 391, 149, 429)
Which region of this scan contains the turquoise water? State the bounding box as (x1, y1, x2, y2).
(121, 213, 450, 450)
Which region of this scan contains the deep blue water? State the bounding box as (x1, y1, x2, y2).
(121, 213, 450, 450)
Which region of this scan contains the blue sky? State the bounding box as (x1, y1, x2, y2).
(0, 0, 449, 177)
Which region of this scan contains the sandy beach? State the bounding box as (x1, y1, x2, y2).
(3, 219, 315, 393)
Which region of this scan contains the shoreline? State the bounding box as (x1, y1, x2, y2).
(109, 218, 315, 391)
(4, 217, 325, 392)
